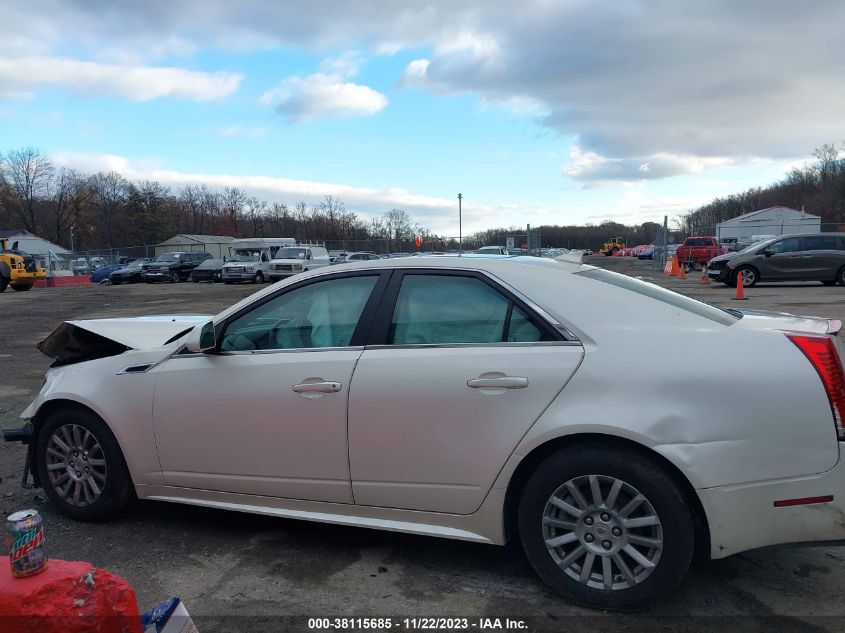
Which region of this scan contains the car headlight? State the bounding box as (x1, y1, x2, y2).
(293, 264, 303, 270)
(245, 266, 254, 272)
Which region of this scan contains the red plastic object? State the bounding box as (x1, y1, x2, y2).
(0, 559, 142, 633)
(33, 276, 91, 288)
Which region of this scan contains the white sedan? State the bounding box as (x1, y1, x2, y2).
(8, 256, 845, 609)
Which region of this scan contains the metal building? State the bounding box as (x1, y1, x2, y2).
(715, 207, 821, 243)
(154, 234, 235, 259)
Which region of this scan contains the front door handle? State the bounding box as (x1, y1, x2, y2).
(467, 376, 528, 389)
(292, 381, 342, 394)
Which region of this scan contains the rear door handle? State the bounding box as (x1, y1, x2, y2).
(292, 381, 342, 394)
(467, 376, 528, 389)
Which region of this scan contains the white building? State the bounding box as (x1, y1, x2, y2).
(154, 234, 235, 259)
(0, 230, 73, 272)
(715, 206, 821, 243)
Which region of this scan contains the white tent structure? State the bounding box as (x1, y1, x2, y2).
(716, 207, 821, 243)
(154, 234, 235, 259)
(0, 230, 72, 272)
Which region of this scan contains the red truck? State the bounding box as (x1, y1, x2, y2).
(676, 236, 726, 268)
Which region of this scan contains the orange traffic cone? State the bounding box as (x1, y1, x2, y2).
(678, 262, 687, 279)
(732, 269, 748, 300)
(700, 266, 709, 285)
(668, 256, 680, 276)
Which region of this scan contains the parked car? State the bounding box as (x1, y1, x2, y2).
(11, 255, 845, 610)
(707, 233, 845, 287)
(142, 252, 212, 283)
(637, 246, 656, 260)
(71, 258, 90, 275)
(342, 251, 382, 263)
(189, 258, 225, 283)
(268, 245, 331, 280)
(91, 264, 125, 284)
(477, 245, 509, 255)
(109, 261, 148, 285)
(676, 236, 722, 268)
(222, 238, 296, 284)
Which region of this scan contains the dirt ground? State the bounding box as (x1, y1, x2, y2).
(2, 261, 845, 631)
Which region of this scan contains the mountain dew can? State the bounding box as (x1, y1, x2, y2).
(7, 509, 47, 577)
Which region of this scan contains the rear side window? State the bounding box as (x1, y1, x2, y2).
(805, 235, 840, 251)
(575, 268, 738, 325)
(387, 274, 553, 345)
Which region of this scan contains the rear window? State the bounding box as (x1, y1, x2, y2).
(684, 238, 713, 247)
(575, 268, 738, 325)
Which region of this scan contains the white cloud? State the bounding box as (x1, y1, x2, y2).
(260, 72, 387, 123)
(52, 152, 495, 234)
(318, 51, 364, 78)
(562, 145, 759, 183)
(217, 125, 269, 139)
(0, 56, 241, 101)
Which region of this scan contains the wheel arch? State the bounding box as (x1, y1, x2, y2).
(30, 398, 134, 486)
(502, 432, 711, 560)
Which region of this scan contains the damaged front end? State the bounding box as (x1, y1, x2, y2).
(2, 314, 212, 486)
(38, 321, 131, 367)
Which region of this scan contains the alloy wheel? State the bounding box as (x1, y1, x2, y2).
(45, 424, 108, 507)
(542, 474, 663, 591)
(740, 268, 756, 286)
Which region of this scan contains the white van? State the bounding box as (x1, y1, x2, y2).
(222, 238, 295, 284)
(476, 245, 509, 255)
(268, 244, 330, 279)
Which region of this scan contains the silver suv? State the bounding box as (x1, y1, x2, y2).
(707, 233, 845, 287)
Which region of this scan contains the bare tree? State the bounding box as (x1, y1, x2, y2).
(1, 147, 53, 232)
(89, 172, 129, 247)
(49, 168, 85, 247)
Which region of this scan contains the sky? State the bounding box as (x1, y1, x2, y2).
(0, 1, 842, 236)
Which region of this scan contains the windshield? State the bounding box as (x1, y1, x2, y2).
(737, 238, 778, 254)
(231, 249, 261, 262)
(157, 253, 180, 262)
(276, 247, 306, 259)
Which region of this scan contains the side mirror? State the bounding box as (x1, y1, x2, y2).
(185, 321, 216, 353)
(762, 248, 774, 257)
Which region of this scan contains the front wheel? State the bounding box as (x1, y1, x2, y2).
(837, 266, 845, 287)
(34, 407, 133, 522)
(518, 446, 694, 610)
(11, 283, 32, 291)
(733, 266, 758, 288)
(253, 271, 265, 283)
(0, 276, 7, 293)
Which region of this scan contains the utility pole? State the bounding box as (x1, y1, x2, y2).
(458, 193, 463, 255)
(69, 225, 74, 252)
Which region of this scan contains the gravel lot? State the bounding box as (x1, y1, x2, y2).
(2, 259, 845, 631)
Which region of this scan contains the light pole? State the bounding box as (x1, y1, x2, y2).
(458, 193, 462, 255)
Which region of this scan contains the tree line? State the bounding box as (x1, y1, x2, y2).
(679, 143, 845, 234)
(3, 144, 843, 254)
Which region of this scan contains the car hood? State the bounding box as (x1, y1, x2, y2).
(270, 258, 304, 265)
(707, 251, 743, 264)
(38, 315, 212, 365)
(730, 308, 841, 336)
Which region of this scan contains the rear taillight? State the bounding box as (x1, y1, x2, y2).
(788, 334, 845, 440)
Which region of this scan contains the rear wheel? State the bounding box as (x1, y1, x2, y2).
(34, 407, 133, 522)
(11, 283, 32, 291)
(0, 275, 7, 293)
(518, 446, 694, 610)
(837, 266, 845, 287)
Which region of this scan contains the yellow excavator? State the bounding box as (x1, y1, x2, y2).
(0, 237, 46, 292)
(600, 237, 626, 256)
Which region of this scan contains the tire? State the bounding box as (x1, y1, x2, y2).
(0, 275, 7, 293)
(253, 271, 265, 284)
(111, 279, 122, 285)
(733, 266, 758, 288)
(822, 280, 836, 286)
(609, 248, 618, 256)
(169, 272, 180, 283)
(11, 283, 32, 291)
(224, 280, 234, 285)
(518, 446, 694, 610)
(34, 407, 133, 522)
(837, 266, 845, 287)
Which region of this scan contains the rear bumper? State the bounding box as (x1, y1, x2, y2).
(699, 451, 845, 558)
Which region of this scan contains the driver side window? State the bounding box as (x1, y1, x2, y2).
(220, 275, 379, 351)
(770, 237, 800, 254)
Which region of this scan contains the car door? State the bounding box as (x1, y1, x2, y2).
(347, 270, 584, 515)
(800, 235, 840, 281)
(152, 271, 389, 503)
(759, 236, 803, 280)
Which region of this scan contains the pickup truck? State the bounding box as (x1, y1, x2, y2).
(676, 236, 725, 267)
